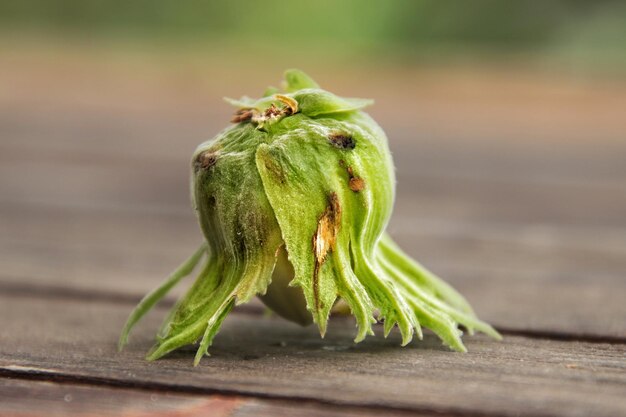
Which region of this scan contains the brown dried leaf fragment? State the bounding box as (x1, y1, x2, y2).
(313, 192, 342, 264)
(252, 104, 284, 127)
(275, 94, 299, 115)
(231, 108, 255, 124)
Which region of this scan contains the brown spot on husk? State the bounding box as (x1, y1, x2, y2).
(345, 166, 366, 192)
(328, 132, 355, 150)
(312, 192, 342, 311)
(195, 150, 219, 171)
(349, 177, 366, 192)
(261, 154, 285, 184)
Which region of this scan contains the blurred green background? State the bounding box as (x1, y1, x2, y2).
(2, 0, 626, 74)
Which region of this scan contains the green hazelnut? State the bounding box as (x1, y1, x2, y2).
(119, 69, 500, 365)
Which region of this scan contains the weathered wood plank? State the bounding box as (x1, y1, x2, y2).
(0, 295, 624, 417)
(2, 146, 626, 228)
(0, 378, 427, 417)
(0, 378, 231, 417)
(3, 125, 626, 187)
(1, 202, 624, 338)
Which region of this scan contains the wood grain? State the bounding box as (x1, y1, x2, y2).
(1, 295, 625, 417)
(0, 379, 430, 417)
(0, 378, 233, 417)
(2, 200, 624, 338)
(2, 145, 625, 227)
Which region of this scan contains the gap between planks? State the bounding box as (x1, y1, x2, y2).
(0, 280, 624, 347)
(0, 378, 441, 417)
(0, 368, 490, 417)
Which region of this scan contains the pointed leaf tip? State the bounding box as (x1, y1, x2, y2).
(284, 69, 320, 92)
(293, 90, 373, 117)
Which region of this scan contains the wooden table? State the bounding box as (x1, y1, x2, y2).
(1, 57, 625, 416)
